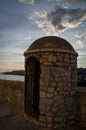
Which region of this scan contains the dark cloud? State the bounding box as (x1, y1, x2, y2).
(48, 8, 86, 32)
(69, 0, 86, 3)
(55, 0, 86, 8)
(31, 7, 86, 34)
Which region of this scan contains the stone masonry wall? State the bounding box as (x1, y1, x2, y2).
(0, 79, 24, 108)
(25, 51, 78, 128)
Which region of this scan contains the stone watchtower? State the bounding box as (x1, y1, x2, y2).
(24, 36, 78, 128)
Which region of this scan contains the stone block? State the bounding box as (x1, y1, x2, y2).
(59, 123, 66, 127)
(47, 93, 54, 98)
(52, 71, 58, 77)
(54, 117, 62, 122)
(51, 107, 58, 112)
(68, 120, 74, 126)
(54, 95, 62, 101)
(65, 71, 71, 77)
(56, 62, 64, 66)
(39, 115, 46, 122)
(40, 122, 47, 127)
(47, 116, 53, 123)
(40, 78, 49, 86)
(47, 123, 53, 128)
(56, 86, 63, 92)
(58, 82, 64, 87)
(47, 111, 54, 117)
(57, 55, 63, 62)
(48, 87, 55, 93)
(64, 57, 69, 63)
(68, 115, 74, 120)
(40, 91, 46, 98)
(48, 55, 57, 62)
(54, 91, 58, 96)
(58, 90, 64, 96)
(39, 105, 46, 114)
(47, 98, 53, 105)
(54, 124, 59, 128)
(40, 86, 47, 91)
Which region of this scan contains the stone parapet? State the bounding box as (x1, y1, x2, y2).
(0, 79, 24, 108)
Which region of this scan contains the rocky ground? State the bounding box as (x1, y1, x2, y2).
(0, 101, 86, 130)
(0, 101, 42, 130)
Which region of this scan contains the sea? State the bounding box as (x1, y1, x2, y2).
(0, 74, 24, 82)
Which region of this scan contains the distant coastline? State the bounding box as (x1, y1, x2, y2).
(2, 70, 24, 76)
(1, 67, 86, 76)
(1, 68, 86, 87)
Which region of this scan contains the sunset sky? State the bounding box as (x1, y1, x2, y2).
(0, 0, 86, 72)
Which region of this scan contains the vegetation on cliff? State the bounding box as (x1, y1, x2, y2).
(3, 70, 24, 76)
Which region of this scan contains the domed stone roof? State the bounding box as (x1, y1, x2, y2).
(24, 36, 77, 55)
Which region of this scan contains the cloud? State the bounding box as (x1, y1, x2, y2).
(29, 10, 56, 35)
(76, 40, 85, 48)
(47, 0, 86, 10)
(77, 0, 86, 2)
(29, 7, 86, 35)
(24, 35, 31, 41)
(47, 8, 86, 32)
(75, 33, 86, 39)
(48, 0, 86, 2)
(19, 0, 34, 5)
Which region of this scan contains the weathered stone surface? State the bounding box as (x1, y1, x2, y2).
(54, 124, 59, 128)
(54, 95, 62, 101)
(59, 123, 66, 127)
(51, 107, 58, 112)
(56, 86, 63, 91)
(58, 82, 64, 87)
(64, 57, 69, 62)
(68, 115, 74, 120)
(0, 80, 24, 108)
(47, 123, 53, 128)
(39, 115, 46, 122)
(48, 87, 55, 93)
(47, 111, 54, 117)
(40, 86, 47, 91)
(56, 62, 64, 66)
(48, 55, 57, 62)
(47, 98, 53, 106)
(46, 93, 54, 98)
(54, 117, 63, 122)
(57, 55, 63, 62)
(65, 71, 71, 77)
(39, 105, 46, 114)
(40, 122, 47, 127)
(40, 81, 49, 86)
(47, 117, 53, 123)
(40, 91, 46, 98)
